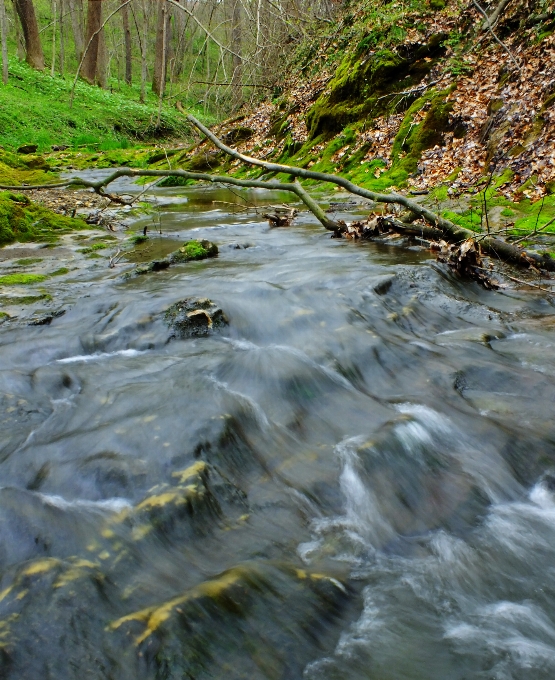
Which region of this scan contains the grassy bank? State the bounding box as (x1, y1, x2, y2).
(0, 59, 212, 153)
(0, 192, 89, 246)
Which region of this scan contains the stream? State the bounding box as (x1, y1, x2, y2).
(1, 181, 555, 679)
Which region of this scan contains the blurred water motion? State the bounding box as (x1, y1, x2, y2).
(0, 184, 555, 678)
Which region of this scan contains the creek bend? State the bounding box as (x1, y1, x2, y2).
(1, 182, 555, 679)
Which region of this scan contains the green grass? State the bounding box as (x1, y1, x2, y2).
(0, 59, 213, 154)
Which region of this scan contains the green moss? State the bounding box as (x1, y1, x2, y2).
(171, 239, 218, 263)
(305, 34, 446, 139)
(0, 273, 47, 285)
(0, 191, 89, 246)
(501, 208, 515, 217)
(0, 293, 51, 305)
(391, 88, 455, 175)
(50, 267, 70, 276)
(78, 243, 108, 253)
(15, 257, 43, 266)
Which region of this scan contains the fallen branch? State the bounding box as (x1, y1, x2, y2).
(3, 115, 555, 272)
(181, 111, 555, 270)
(0, 169, 339, 232)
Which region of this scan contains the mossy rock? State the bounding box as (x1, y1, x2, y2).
(305, 36, 447, 138)
(146, 149, 179, 165)
(391, 88, 455, 174)
(168, 239, 218, 263)
(164, 297, 228, 338)
(0, 191, 88, 246)
(180, 150, 222, 172)
(223, 127, 255, 144)
(22, 156, 51, 171)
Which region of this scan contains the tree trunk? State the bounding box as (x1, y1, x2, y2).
(59, 0, 65, 74)
(13, 0, 44, 70)
(50, 0, 57, 77)
(122, 0, 131, 84)
(0, 0, 8, 83)
(139, 0, 147, 102)
(230, 0, 242, 111)
(155, 0, 167, 124)
(96, 20, 108, 88)
(152, 0, 168, 95)
(67, 0, 84, 62)
(81, 0, 101, 84)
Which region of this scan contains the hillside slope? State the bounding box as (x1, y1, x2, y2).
(190, 0, 555, 207)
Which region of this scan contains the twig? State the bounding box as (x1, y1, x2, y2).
(377, 80, 439, 102)
(503, 273, 554, 293)
(472, 0, 522, 72)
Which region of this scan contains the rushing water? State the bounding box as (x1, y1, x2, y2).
(1, 183, 555, 679)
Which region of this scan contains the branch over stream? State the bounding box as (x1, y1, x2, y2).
(1, 112, 554, 273)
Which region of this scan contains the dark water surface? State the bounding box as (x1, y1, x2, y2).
(1, 185, 555, 679)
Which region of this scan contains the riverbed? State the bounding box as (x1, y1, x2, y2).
(1, 182, 555, 679)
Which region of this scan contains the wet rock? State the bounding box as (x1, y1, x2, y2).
(164, 297, 228, 339)
(28, 309, 66, 326)
(123, 240, 218, 280)
(167, 239, 218, 264)
(17, 144, 38, 154)
(109, 562, 350, 679)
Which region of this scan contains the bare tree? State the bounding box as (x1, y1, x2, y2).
(13, 0, 44, 70)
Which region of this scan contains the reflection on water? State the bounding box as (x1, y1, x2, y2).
(1, 184, 555, 678)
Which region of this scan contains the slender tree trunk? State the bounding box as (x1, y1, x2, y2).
(96, 21, 108, 87)
(152, 0, 168, 95)
(156, 0, 167, 124)
(59, 0, 65, 74)
(230, 0, 242, 111)
(0, 0, 8, 83)
(122, 0, 131, 84)
(81, 0, 101, 83)
(139, 0, 147, 102)
(68, 0, 84, 62)
(51, 0, 57, 76)
(13, 0, 45, 70)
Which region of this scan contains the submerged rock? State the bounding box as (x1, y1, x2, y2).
(164, 297, 228, 338)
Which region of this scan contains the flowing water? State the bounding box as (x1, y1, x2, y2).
(1, 182, 555, 679)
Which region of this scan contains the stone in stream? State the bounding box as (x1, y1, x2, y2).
(123, 239, 218, 279)
(164, 297, 228, 338)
